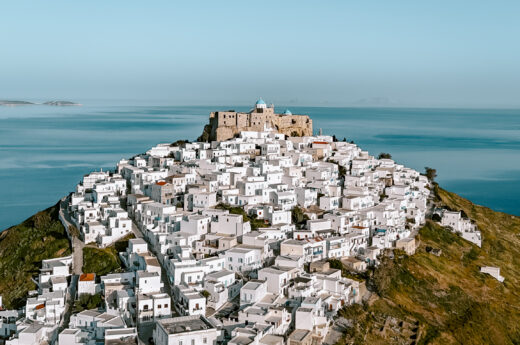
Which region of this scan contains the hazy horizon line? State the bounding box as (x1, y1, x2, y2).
(2, 98, 520, 111)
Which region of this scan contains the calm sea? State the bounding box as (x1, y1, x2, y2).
(1, 103, 519, 230)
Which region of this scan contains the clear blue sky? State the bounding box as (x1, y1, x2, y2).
(1, 1, 519, 107)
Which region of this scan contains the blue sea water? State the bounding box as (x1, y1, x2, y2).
(0, 103, 519, 230)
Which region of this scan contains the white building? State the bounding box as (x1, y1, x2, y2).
(153, 315, 220, 345)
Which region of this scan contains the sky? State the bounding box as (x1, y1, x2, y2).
(1, 1, 519, 108)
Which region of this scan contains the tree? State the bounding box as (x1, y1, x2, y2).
(291, 206, 305, 224)
(424, 167, 437, 182)
(378, 152, 392, 160)
(332, 135, 338, 142)
(170, 139, 190, 147)
(338, 165, 347, 179)
(291, 206, 309, 226)
(75, 293, 103, 312)
(68, 225, 80, 238)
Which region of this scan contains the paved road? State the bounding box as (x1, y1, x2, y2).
(131, 220, 144, 239)
(59, 275, 78, 332)
(72, 237, 85, 275)
(59, 197, 84, 275)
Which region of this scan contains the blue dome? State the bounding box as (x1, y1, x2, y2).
(256, 98, 266, 105)
(283, 109, 292, 115)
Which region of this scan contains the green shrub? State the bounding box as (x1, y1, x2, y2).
(74, 293, 103, 312)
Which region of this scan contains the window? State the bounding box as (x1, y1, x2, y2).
(203, 337, 207, 344)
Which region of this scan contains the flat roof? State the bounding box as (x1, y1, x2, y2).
(61, 329, 79, 335)
(137, 271, 158, 278)
(259, 267, 287, 275)
(230, 335, 254, 345)
(158, 315, 214, 334)
(227, 247, 254, 254)
(206, 269, 234, 279)
(289, 329, 311, 341)
(260, 334, 284, 345)
(242, 280, 265, 291)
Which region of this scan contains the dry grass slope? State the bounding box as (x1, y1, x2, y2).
(336, 187, 520, 345)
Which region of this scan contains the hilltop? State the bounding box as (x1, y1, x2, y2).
(334, 186, 520, 345)
(0, 117, 518, 344)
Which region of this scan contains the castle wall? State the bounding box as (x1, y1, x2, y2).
(207, 108, 313, 141)
(237, 113, 248, 128)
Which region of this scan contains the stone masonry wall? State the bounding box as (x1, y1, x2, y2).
(203, 110, 313, 141)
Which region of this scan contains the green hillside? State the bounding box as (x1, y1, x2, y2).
(82, 234, 134, 276)
(336, 187, 520, 345)
(0, 203, 71, 309)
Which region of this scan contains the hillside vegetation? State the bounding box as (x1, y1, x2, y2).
(215, 203, 270, 230)
(82, 234, 134, 276)
(336, 187, 520, 345)
(0, 203, 71, 309)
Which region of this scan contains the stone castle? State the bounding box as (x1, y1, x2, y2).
(198, 99, 313, 142)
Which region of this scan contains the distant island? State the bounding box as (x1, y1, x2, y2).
(0, 100, 35, 106)
(0, 100, 81, 106)
(43, 100, 82, 106)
